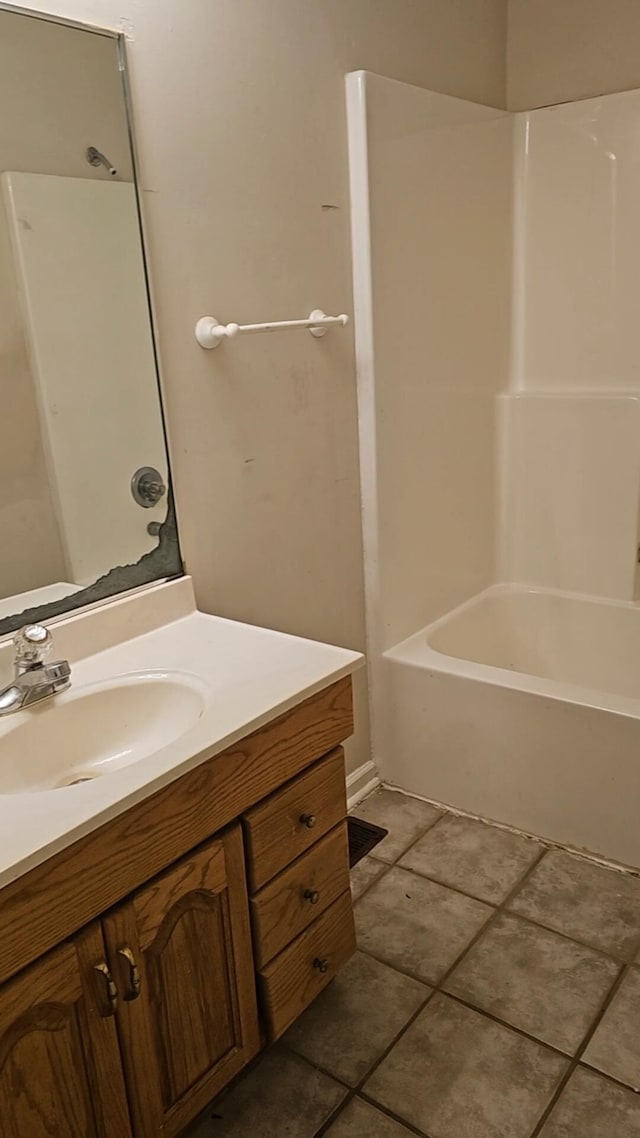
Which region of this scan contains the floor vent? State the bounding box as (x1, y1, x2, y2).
(348, 817, 388, 868)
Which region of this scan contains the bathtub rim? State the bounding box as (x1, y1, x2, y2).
(384, 581, 640, 720)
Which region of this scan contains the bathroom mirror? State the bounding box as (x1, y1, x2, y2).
(0, 6, 181, 637)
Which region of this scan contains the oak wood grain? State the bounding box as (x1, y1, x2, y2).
(133, 839, 227, 952)
(0, 676, 353, 986)
(258, 890, 356, 1040)
(0, 923, 131, 1138)
(102, 825, 259, 1138)
(243, 747, 347, 891)
(250, 822, 350, 968)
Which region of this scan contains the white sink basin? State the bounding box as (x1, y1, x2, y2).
(0, 671, 208, 794)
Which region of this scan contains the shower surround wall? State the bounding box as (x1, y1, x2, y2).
(347, 73, 513, 657)
(0, 192, 66, 597)
(348, 72, 640, 867)
(504, 90, 640, 601)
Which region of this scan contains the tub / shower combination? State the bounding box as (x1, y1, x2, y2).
(347, 70, 640, 869)
(383, 586, 640, 868)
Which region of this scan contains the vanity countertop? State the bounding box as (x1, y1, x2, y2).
(0, 578, 363, 889)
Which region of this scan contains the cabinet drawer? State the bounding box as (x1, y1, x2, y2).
(243, 748, 346, 891)
(258, 890, 356, 1040)
(250, 822, 350, 968)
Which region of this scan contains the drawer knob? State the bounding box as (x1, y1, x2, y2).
(304, 888, 320, 905)
(313, 956, 329, 974)
(300, 813, 316, 829)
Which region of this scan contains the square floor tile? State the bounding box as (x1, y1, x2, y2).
(364, 993, 567, 1138)
(352, 789, 442, 863)
(284, 950, 429, 1085)
(350, 856, 387, 902)
(399, 814, 541, 904)
(539, 1066, 640, 1137)
(582, 967, 640, 1089)
(189, 1047, 346, 1137)
(444, 912, 620, 1053)
(509, 850, 640, 959)
(355, 866, 492, 983)
(324, 1097, 416, 1137)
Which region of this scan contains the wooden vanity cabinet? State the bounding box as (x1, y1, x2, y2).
(0, 830, 257, 1138)
(0, 923, 131, 1138)
(0, 676, 356, 1138)
(103, 826, 259, 1138)
(245, 748, 356, 1039)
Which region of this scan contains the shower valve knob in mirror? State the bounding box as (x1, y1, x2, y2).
(131, 466, 167, 509)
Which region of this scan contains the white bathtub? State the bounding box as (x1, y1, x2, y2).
(382, 584, 640, 868)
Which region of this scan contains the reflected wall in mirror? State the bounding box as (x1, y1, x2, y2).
(0, 6, 181, 637)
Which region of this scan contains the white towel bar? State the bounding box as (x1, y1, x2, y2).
(194, 309, 349, 349)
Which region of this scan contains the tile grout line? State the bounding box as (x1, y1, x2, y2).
(474, 821, 640, 1117)
(366, 805, 450, 868)
(346, 826, 640, 1129)
(348, 804, 450, 907)
(380, 786, 640, 883)
(499, 904, 640, 963)
(349, 940, 631, 1093)
(360, 795, 640, 976)
(317, 867, 530, 1134)
(580, 1048, 640, 1096)
(363, 821, 636, 975)
(377, 854, 638, 964)
(315, 846, 552, 1135)
(349, 858, 393, 904)
(293, 798, 451, 1137)
(307, 953, 633, 1135)
(391, 847, 547, 909)
(206, 803, 639, 1137)
(288, 812, 451, 1137)
(336, 806, 640, 1134)
(358, 1090, 436, 1138)
(308, 984, 438, 1138)
(197, 810, 448, 1138)
(527, 962, 633, 1138)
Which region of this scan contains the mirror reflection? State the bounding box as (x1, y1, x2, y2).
(0, 9, 180, 637)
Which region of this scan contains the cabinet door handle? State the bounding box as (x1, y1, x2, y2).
(299, 813, 316, 829)
(94, 962, 119, 1015)
(118, 946, 142, 1000)
(304, 888, 320, 905)
(313, 956, 329, 973)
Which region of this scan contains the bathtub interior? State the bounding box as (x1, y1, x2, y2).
(420, 585, 640, 703)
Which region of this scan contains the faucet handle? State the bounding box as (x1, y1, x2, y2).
(14, 624, 53, 666)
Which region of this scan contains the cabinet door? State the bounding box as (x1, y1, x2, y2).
(104, 824, 260, 1138)
(0, 923, 131, 1138)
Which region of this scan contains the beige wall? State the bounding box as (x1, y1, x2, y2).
(508, 0, 640, 110)
(15, 0, 508, 776)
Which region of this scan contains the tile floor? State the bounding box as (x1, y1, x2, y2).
(187, 789, 640, 1138)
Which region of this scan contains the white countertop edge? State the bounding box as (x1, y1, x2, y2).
(0, 585, 364, 889)
(1, 658, 362, 889)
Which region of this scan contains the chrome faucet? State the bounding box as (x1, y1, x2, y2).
(0, 624, 71, 715)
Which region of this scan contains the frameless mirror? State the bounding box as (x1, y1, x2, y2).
(0, 6, 181, 637)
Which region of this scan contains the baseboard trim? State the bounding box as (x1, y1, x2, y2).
(346, 760, 380, 811)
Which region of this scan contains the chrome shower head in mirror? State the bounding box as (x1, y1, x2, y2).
(86, 145, 117, 177)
